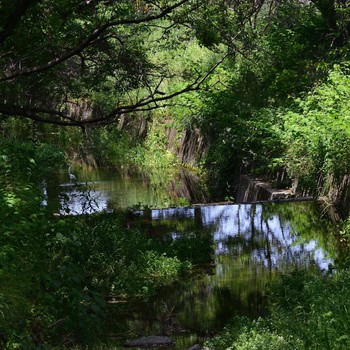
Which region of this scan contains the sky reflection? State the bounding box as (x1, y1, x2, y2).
(151, 203, 333, 272)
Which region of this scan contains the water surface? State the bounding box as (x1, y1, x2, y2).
(45, 166, 337, 349)
(102, 202, 336, 349)
(44, 165, 208, 214)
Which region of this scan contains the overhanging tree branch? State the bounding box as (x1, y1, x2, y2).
(0, 52, 229, 126)
(0, 0, 191, 82)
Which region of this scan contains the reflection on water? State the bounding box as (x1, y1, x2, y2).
(44, 166, 209, 214)
(151, 204, 332, 271)
(107, 202, 336, 349)
(44, 167, 337, 348)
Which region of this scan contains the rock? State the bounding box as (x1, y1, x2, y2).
(124, 336, 173, 348)
(188, 344, 201, 350)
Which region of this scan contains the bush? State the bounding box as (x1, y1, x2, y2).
(269, 270, 350, 350)
(206, 269, 350, 350)
(232, 330, 303, 350)
(0, 209, 193, 348)
(0, 142, 193, 349)
(279, 64, 350, 193)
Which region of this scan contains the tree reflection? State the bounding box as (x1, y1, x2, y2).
(134, 202, 336, 335)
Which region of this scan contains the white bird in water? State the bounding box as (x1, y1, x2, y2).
(68, 164, 77, 182)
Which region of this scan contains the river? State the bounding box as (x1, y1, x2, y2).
(44, 165, 338, 349)
(44, 165, 209, 214)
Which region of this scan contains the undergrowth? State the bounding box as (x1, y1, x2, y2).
(206, 269, 350, 350)
(0, 141, 197, 349)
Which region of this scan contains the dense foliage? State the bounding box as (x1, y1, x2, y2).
(190, 0, 350, 200)
(0, 0, 223, 126)
(277, 64, 350, 192)
(1, 0, 350, 349)
(0, 142, 213, 348)
(206, 270, 350, 350)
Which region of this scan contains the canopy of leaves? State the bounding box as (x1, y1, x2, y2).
(186, 0, 350, 198)
(0, 0, 226, 126)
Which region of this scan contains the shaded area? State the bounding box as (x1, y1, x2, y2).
(44, 165, 209, 214)
(102, 202, 337, 349)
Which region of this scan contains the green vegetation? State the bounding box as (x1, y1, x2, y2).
(0, 142, 185, 347)
(206, 270, 350, 350)
(1, 141, 211, 348)
(190, 0, 350, 201)
(277, 65, 350, 192)
(1, 0, 350, 349)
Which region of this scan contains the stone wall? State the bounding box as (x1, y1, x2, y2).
(236, 175, 302, 203)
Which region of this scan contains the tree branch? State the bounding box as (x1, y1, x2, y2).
(1, 0, 191, 82)
(0, 52, 230, 126)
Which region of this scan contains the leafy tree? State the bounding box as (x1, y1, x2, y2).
(278, 64, 350, 194)
(186, 0, 350, 198)
(0, 0, 227, 127)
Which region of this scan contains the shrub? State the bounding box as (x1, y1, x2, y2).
(279, 64, 350, 193)
(231, 330, 303, 350)
(206, 269, 350, 350)
(0, 142, 193, 348)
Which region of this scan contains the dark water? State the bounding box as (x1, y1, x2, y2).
(45, 166, 337, 349)
(102, 203, 336, 349)
(43, 165, 209, 214)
